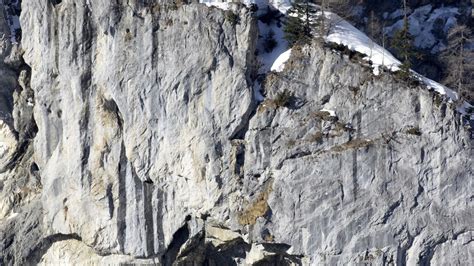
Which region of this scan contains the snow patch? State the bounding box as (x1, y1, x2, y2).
(268, 0, 292, 14)
(257, 20, 289, 73)
(417, 75, 457, 99)
(270, 49, 291, 72)
(326, 12, 401, 73)
(324, 12, 463, 103)
(199, 1, 470, 122)
(384, 5, 459, 53)
(320, 109, 336, 117)
(389, 9, 404, 20)
(458, 102, 474, 121)
(199, 0, 291, 73)
(200, 0, 291, 14)
(200, 0, 231, 10)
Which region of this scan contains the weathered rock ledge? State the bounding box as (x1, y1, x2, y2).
(0, 0, 472, 265)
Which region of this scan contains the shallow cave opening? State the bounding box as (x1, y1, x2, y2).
(50, 0, 62, 6)
(30, 162, 39, 173)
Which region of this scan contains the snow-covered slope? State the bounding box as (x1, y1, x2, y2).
(3, 1, 472, 264)
(200, 0, 291, 74)
(384, 4, 459, 53)
(326, 13, 401, 75)
(256, 19, 290, 73)
(201, 0, 291, 13)
(324, 12, 474, 120)
(199, 0, 472, 120)
(325, 12, 459, 101)
(271, 48, 291, 72)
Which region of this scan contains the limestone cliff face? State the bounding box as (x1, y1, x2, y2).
(19, 0, 257, 261)
(0, 0, 472, 265)
(245, 45, 473, 264)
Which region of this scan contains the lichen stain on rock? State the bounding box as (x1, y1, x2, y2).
(238, 179, 273, 226)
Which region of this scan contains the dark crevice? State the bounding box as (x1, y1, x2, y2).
(228, 14, 259, 141)
(352, 150, 358, 200)
(4, 118, 37, 172)
(103, 97, 124, 131)
(30, 162, 39, 172)
(143, 182, 155, 256)
(26, 233, 82, 264)
(380, 196, 403, 224)
(78, 4, 95, 189)
(3, 54, 38, 171)
(117, 141, 127, 253)
(50, 0, 62, 6)
(410, 182, 424, 211)
(155, 187, 165, 255)
(228, 101, 256, 140)
(106, 184, 114, 219)
(419, 236, 449, 266)
(161, 221, 190, 266)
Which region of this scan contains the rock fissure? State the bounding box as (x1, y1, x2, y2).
(0, 1, 472, 265)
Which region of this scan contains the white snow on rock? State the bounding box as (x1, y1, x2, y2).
(388, 9, 404, 19)
(200, 0, 231, 10)
(384, 5, 459, 53)
(416, 74, 458, 100)
(326, 12, 401, 73)
(267, 0, 292, 14)
(199, 0, 291, 73)
(320, 109, 336, 117)
(199, 1, 470, 118)
(241, 0, 291, 14)
(258, 20, 289, 73)
(324, 12, 462, 103)
(200, 0, 291, 14)
(270, 49, 291, 72)
(458, 102, 474, 121)
(199, 0, 292, 98)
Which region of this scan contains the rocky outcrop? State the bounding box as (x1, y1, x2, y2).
(0, 0, 41, 264)
(10, 0, 260, 263)
(244, 45, 473, 264)
(0, 0, 472, 265)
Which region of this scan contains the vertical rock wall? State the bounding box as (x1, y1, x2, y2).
(0, 0, 472, 265)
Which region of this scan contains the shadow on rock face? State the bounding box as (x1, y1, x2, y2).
(167, 221, 302, 266)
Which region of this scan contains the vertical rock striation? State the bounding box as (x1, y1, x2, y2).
(0, 0, 472, 265)
(18, 0, 259, 263)
(244, 45, 473, 264)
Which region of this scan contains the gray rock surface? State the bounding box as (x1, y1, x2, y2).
(0, 0, 472, 265)
(244, 45, 473, 264)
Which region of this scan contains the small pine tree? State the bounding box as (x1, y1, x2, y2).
(442, 25, 474, 102)
(315, 0, 328, 43)
(391, 0, 418, 79)
(284, 0, 318, 46)
(264, 30, 278, 53)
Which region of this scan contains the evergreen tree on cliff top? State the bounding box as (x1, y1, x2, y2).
(284, 0, 319, 46)
(442, 25, 474, 102)
(391, 0, 419, 78)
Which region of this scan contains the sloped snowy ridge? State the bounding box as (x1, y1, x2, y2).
(324, 12, 472, 120)
(199, 0, 472, 120)
(201, 0, 291, 75)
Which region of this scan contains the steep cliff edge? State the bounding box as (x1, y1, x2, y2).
(245, 44, 473, 264)
(0, 0, 472, 265)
